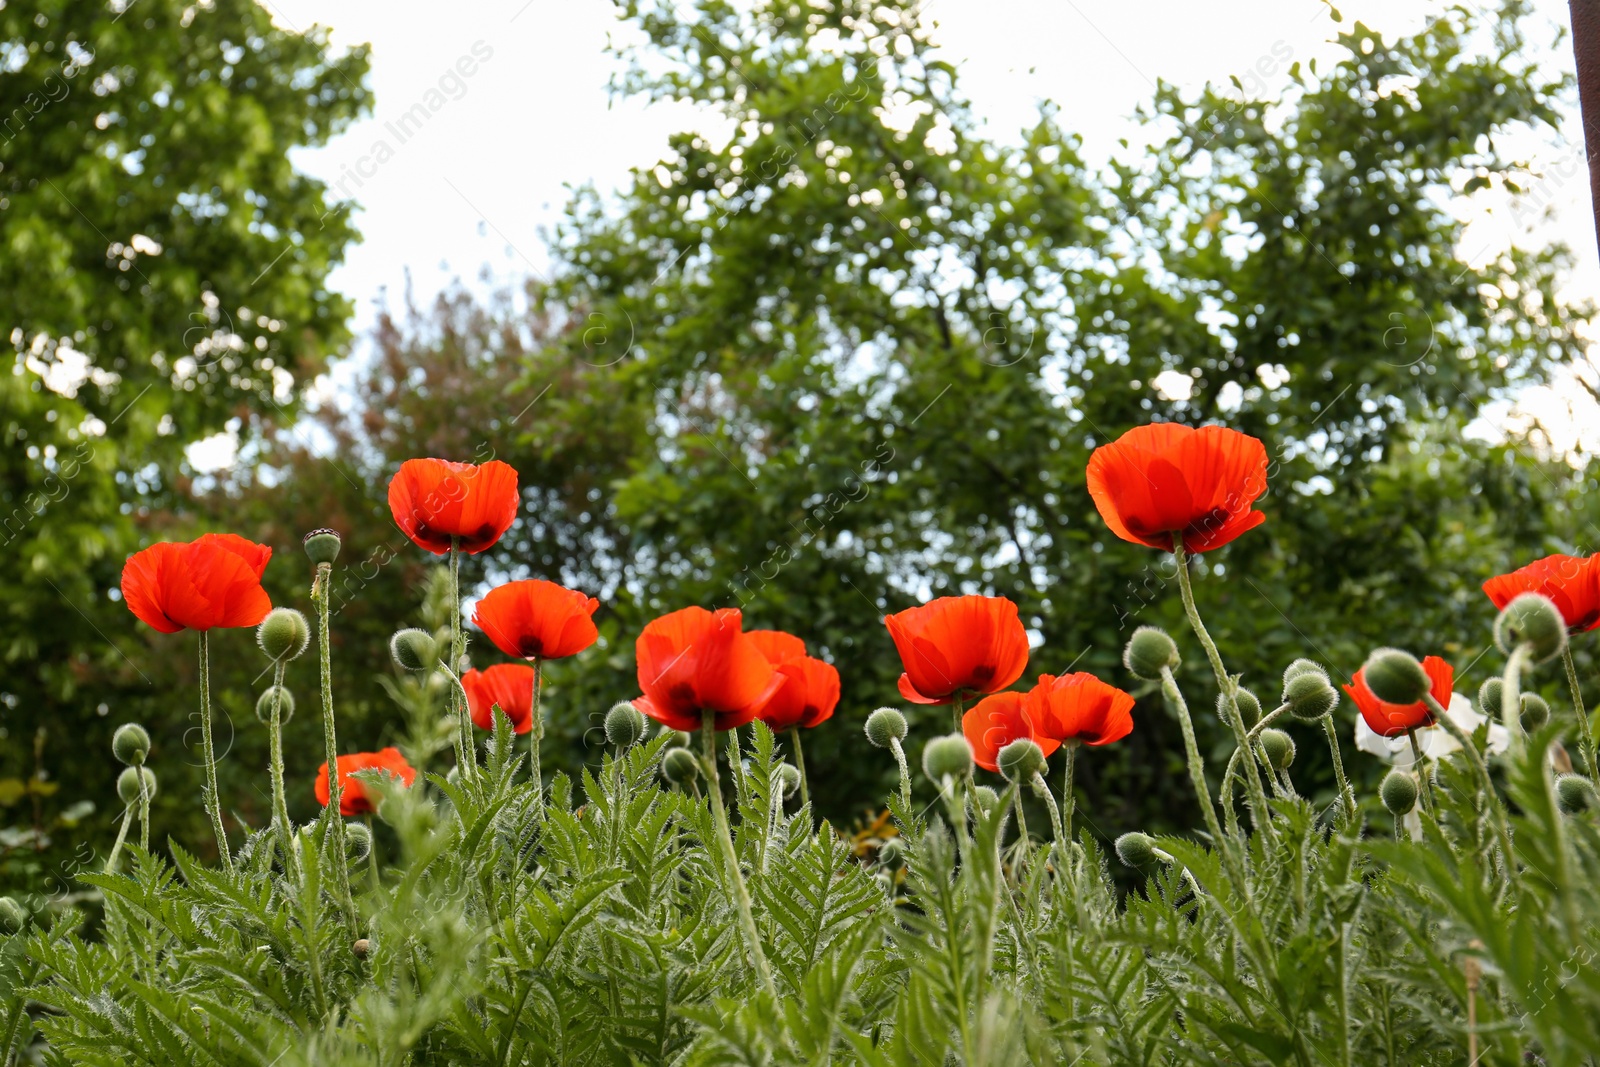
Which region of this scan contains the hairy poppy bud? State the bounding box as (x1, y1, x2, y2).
(303, 528, 342, 566)
(996, 738, 1046, 783)
(865, 707, 908, 748)
(775, 763, 802, 798)
(257, 608, 310, 662)
(1259, 728, 1295, 772)
(112, 723, 150, 766)
(1115, 831, 1157, 869)
(389, 628, 438, 673)
(1380, 769, 1418, 816)
(877, 837, 905, 869)
(1557, 773, 1597, 814)
(1362, 649, 1431, 705)
(604, 702, 648, 749)
(970, 785, 1000, 816)
(256, 686, 295, 724)
(344, 821, 373, 862)
(661, 729, 693, 747)
(352, 937, 371, 959)
(1234, 688, 1262, 729)
(1478, 678, 1504, 717)
(1284, 671, 1338, 721)
(661, 747, 700, 785)
(1494, 593, 1567, 663)
(1124, 626, 1179, 680)
(1519, 693, 1551, 731)
(922, 734, 974, 782)
(0, 897, 25, 936)
(117, 766, 157, 805)
(1283, 658, 1328, 684)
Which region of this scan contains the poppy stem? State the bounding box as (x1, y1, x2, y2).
(1321, 714, 1357, 829)
(1010, 790, 1031, 875)
(449, 538, 477, 783)
(268, 661, 296, 876)
(1158, 665, 1250, 900)
(1560, 646, 1598, 780)
(530, 659, 544, 819)
(312, 561, 357, 932)
(196, 631, 234, 875)
(105, 802, 133, 874)
(1500, 642, 1533, 755)
(787, 728, 810, 810)
(1030, 771, 1067, 865)
(136, 756, 150, 853)
(1060, 741, 1078, 849)
(700, 710, 777, 998)
(1405, 729, 1434, 815)
(952, 693, 965, 735)
(1423, 693, 1516, 881)
(1220, 703, 1291, 830)
(888, 737, 913, 814)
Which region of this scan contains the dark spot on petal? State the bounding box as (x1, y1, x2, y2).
(969, 665, 995, 684)
(519, 636, 545, 658)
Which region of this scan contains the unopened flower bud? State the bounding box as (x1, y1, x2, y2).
(970, 784, 1000, 816)
(1124, 626, 1179, 680)
(922, 734, 974, 782)
(1557, 774, 1598, 814)
(1362, 649, 1431, 705)
(303, 528, 342, 566)
(1284, 671, 1338, 721)
(352, 937, 371, 959)
(877, 837, 905, 869)
(661, 747, 700, 785)
(389, 628, 438, 673)
(1380, 769, 1418, 816)
(865, 707, 908, 748)
(1234, 688, 1262, 729)
(256, 686, 295, 724)
(344, 821, 373, 862)
(775, 763, 802, 798)
(996, 738, 1046, 782)
(1283, 658, 1328, 684)
(1478, 678, 1504, 717)
(604, 702, 648, 748)
(117, 766, 157, 805)
(0, 897, 26, 935)
(1519, 693, 1550, 731)
(112, 723, 150, 766)
(1115, 831, 1158, 869)
(1494, 593, 1567, 663)
(660, 729, 692, 747)
(257, 608, 310, 662)
(1259, 728, 1295, 772)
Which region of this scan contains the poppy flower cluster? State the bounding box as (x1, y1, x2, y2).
(963, 672, 1136, 772)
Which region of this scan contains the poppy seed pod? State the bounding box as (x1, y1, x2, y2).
(877, 837, 905, 869)
(344, 821, 373, 862)
(389, 628, 438, 673)
(996, 738, 1046, 783)
(1494, 593, 1568, 663)
(1284, 671, 1338, 721)
(922, 734, 974, 782)
(1478, 677, 1504, 717)
(303, 528, 342, 566)
(117, 766, 157, 805)
(1115, 831, 1158, 869)
(1380, 769, 1418, 816)
(255, 686, 295, 724)
(775, 763, 802, 798)
(1259, 728, 1295, 772)
(111, 723, 150, 766)
(604, 702, 648, 749)
(0, 896, 26, 935)
(865, 707, 908, 748)
(1557, 774, 1597, 813)
(1124, 626, 1180, 680)
(970, 785, 1000, 816)
(661, 747, 700, 785)
(257, 608, 310, 662)
(1519, 693, 1551, 731)
(1283, 658, 1329, 684)
(1234, 688, 1262, 729)
(1362, 649, 1432, 706)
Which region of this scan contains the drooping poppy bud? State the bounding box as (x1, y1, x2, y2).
(1518, 693, 1550, 731)
(1478, 678, 1504, 717)
(969, 785, 1000, 816)
(1493, 593, 1568, 663)
(1557, 774, 1598, 813)
(257, 607, 311, 662)
(117, 766, 157, 805)
(1284, 671, 1338, 721)
(1380, 770, 1418, 816)
(661, 747, 700, 785)
(1259, 728, 1295, 772)
(922, 734, 975, 782)
(0, 897, 26, 935)
(1362, 649, 1432, 706)
(112, 723, 150, 766)
(344, 821, 373, 861)
(1283, 658, 1329, 684)
(1115, 831, 1158, 868)
(996, 738, 1046, 783)
(865, 708, 908, 748)
(775, 763, 802, 798)
(1124, 626, 1180, 680)
(1235, 688, 1262, 729)
(256, 686, 295, 724)
(390, 628, 439, 673)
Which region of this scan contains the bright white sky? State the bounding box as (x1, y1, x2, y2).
(193, 0, 1600, 468)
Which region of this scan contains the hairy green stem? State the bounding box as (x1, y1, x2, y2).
(197, 631, 233, 874)
(268, 662, 295, 876)
(888, 737, 912, 813)
(1406, 729, 1435, 815)
(449, 539, 476, 783)
(1322, 715, 1357, 829)
(104, 803, 134, 873)
(1501, 643, 1532, 749)
(1221, 703, 1291, 826)
(700, 710, 777, 998)
(1060, 741, 1078, 851)
(1425, 694, 1516, 881)
(1560, 645, 1598, 780)
(1159, 665, 1249, 899)
(788, 727, 810, 810)
(529, 659, 544, 819)
(136, 757, 150, 852)
(313, 561, 356, 931)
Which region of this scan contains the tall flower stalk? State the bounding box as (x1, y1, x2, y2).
(266, 664, 296, 874)
(196, 631, 233, 874)
(700, 710, 777, 998)
(311, 561, 357, 930)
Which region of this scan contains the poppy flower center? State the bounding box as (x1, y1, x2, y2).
(1183, 506, 1232, 536)
(668, 682, 697, 707)
(518, 636, 545, 658)
(969, 665, 995, 684)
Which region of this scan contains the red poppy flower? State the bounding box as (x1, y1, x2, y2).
(473, 579, 600, 661)
(962, 692, 1058, 773)
(884, 595, 1030, 705)
(745, 630, 842, 731)
(1483, 553, 1600, 634)
(1026, 672, 1135, 747)
(314, 747, 418, 816)
(120, 533, 273, 633)
(634, 607, 779, 732)
(1086, 423, 1269, 554)
(1343, 656, 1453, 738)
(462, 663, 538, 734)
(387, 458, 520, 555)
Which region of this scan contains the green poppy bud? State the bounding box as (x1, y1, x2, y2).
(1234, 688, 1262, 729)
(1557, 774, 1598, 814)
(257, 608, 310, 662)
(660, 729, 693, 747)
(1380, 769, 1418, 816)
(1478, 678, 1504, 717)
(303, 528, 342, 566)
(389, 628, 438, 673)
(1115, 831, 1158, 868)
(255, 686, 295, 725)
(344, 821, 373, 862)
(0, 897, 26, 936)
(352, 937, 371, 959)
(1283, 658, 1328, 684)
(865, 707, 908, 748)
(970, 785, 1000, 816)
(877, 837, 905, 869)
(1494, 593, 1568, 663)
(996, 738, 1046, 783)
(111, 722, 150, 766)
(1284, 671, 1338, 721)
(775, 763, 802, 798)
(922, 734, 974, 782)
(661, 747, 700, 785)
(117, 766, 157, 806)
(1362, 649, 1431, 705)
(1259, 728, 1295, 772)
(1519, 693, 1551, 731)
(604, 702, 648, 749)
(1124, 626, 1180, 680)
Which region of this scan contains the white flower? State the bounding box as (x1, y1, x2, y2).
(1353, 692, 1511, 767)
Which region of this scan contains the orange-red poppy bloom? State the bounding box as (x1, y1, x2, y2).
(314, 747, 418, 816)
(745, 630, 842, 732)
(1343, 656, 1453, 738)
(462, 663, 538, 734)
(473, 579, 600, 661)
(1086, 423, 1269, 554)
(1483, 553, 1600, 634)
(387, 458, 519, 555)
(884, 595, 1029, 705)
(962, 692, 1057, 773)
(120, 533, 273, 633)
(634, 606, 779, 732)
(1026, 672, 1135, 747)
